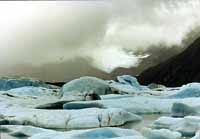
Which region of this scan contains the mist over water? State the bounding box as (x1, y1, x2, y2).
(0, 0, 200, 81)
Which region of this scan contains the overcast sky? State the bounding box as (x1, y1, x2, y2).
(0, 0, 200, 81)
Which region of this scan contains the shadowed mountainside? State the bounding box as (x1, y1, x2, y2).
(138, 37, 200, 87)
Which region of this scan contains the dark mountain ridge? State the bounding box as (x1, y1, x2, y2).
(138, 37, 200, 87)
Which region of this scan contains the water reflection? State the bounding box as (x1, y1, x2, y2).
(122, 114, 166, 131)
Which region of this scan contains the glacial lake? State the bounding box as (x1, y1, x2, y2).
(122, 114, 165, 130)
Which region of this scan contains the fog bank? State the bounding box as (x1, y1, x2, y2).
(0, 0, 200, 80)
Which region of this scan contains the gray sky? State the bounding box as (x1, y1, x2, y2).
(0, 0, 200, 81)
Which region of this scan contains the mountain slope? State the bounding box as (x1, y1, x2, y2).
(138, 37, 200, 87)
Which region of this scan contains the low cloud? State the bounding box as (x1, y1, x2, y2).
(0, 0, 200, 79)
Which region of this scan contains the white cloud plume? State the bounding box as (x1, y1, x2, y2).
(0, 0, 200, 75)
(87, 46, 147, 73)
